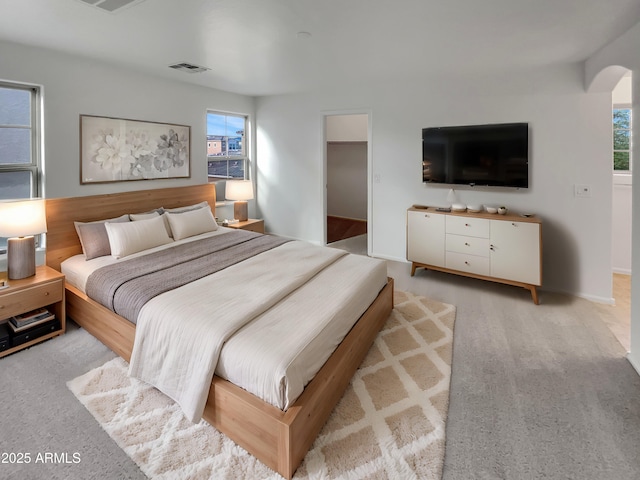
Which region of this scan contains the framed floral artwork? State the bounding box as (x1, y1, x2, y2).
(80, 115, 190, 183)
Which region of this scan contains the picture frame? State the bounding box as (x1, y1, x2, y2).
(80, 115, 190, 184)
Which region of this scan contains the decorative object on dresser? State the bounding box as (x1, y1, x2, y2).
(407, 206, 542, 304)
(484, 205, 498, 214)
(466, 204, 483, 213)
(225, 179, 254, 221)
(0, 199, 48, 280)
(446, 188, 459, 206)
(0, 265, 65, 358)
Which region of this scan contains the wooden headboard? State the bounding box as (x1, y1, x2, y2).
(45, 184, 216, 272)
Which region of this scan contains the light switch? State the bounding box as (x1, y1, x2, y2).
(574, 184, 591, 198)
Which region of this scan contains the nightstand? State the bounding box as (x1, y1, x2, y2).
(226, 218, 265, 234)
(0, 265, 65, 358)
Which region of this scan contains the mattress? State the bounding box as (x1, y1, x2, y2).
(61, 230, 388, 413)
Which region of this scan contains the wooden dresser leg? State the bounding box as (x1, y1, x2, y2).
(530, 286, 539, 305)
(410, 263, 417, 276)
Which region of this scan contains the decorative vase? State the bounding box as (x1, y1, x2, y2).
(498, 206, 508, 215)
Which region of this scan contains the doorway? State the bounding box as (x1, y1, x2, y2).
(324, 113, 370, 254)
(608, 70, 633, 351)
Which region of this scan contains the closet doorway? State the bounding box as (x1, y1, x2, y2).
(324, 113, 370, 254)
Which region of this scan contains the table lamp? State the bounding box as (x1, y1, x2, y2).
(0, 199, 48, 280)
(225, 180, 254, 222)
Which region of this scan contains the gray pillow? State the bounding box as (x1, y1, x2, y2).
(74, 214, 130, 260)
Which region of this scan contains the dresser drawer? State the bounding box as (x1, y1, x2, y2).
(446, 234, 491, 257)
(0, 279, 64, 320)
(446, 216, 490, 238)
(446, 252, 490, 276)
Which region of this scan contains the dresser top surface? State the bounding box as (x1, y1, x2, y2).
(408, 206, 541, 224)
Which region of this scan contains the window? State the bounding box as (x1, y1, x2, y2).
(613, 107, 632, 171)
(0, 82, 42, 253)
(206, 111, 248, 181)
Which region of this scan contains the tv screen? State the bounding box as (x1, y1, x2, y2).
(422, 122, 529, 188)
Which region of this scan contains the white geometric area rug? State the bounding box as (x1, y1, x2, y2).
(68, 291, 456, 479)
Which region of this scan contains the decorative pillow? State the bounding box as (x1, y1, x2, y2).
(105, 215, 173, 258)
(163, 201, 209, 214)
(165, 207, 218, 241)
(74, 214, 130, 260)
(129, 209, 162, 221)
(161, 201, 210, 237)
(130, 210, 173, 237)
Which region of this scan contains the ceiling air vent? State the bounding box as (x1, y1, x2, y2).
(168, 62, 211, 74)
(77, 0, 147, 13)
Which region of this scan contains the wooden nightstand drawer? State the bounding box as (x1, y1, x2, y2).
(0, 279, 63, 320)
(227, 219, 265, 234)
(238, 222, 264, 233)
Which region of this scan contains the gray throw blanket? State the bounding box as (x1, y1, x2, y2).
(85, 230, 290, 323)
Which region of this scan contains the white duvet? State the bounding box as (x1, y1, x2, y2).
(62, 232, 388, 423)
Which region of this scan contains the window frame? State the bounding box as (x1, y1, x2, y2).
(206, 110, 249, 183)
(0, 81, 43, 254)
(613, 104, 632, 173)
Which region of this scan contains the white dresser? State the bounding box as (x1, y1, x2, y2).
(407, 207, 542, 304)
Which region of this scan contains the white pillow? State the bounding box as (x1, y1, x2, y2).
(164, 201, 209, 214)
(129, 211, 160, 221)
(165, 207, 218, 241)
(129, 210, 175, 237)
(105, 215, 173, 258)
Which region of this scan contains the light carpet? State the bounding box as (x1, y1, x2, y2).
(67, 291, 455, 479)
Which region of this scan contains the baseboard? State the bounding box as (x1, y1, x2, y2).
(370, 252, 407, 263)
(573, 292, 616, 305)
(540, 286, 615, 305)
(627, 352, 640, 376)
(613, 268, 632, 275)
(327, 215, 367, 223)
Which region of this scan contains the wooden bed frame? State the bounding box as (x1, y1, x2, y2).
(44, 184, 394, 479)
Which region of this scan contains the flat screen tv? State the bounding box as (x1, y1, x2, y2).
(422, 122, 529, 188)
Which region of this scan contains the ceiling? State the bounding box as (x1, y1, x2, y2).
(1, 0, 640, 96)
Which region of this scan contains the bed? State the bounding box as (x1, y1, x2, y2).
(44, 184, 394, 479)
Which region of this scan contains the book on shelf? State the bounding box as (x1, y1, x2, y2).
(9, 314, 56, 333)
(9, 308, 55, 331)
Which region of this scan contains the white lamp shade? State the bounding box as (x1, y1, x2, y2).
(0, 198, 48, 237)
(225, 180, 254, 201)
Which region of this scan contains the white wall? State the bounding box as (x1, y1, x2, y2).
(0, 40, 255, 224)
(256, 64, 614, 302)
(326, 114, 368, 142)
(587, 20, 640, 370)
(613, 75, 632, 104)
